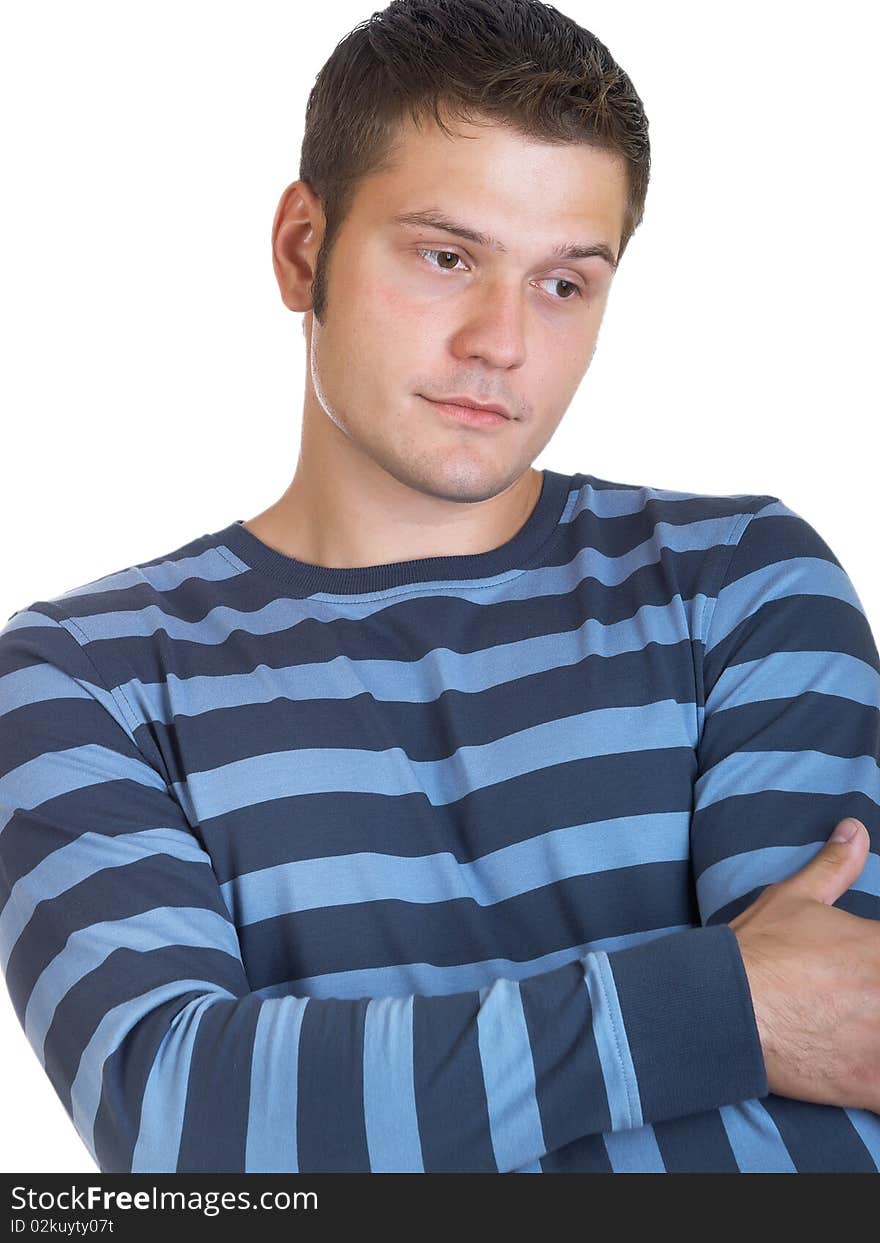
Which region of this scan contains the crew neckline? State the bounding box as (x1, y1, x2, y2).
(213, 467, 578, 597)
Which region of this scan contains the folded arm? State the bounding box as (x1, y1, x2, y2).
(689, 496, 880, 1165)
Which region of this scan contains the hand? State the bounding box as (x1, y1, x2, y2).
(729, 818, 880, 1113)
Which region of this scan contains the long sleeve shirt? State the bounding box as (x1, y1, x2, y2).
(0, 467, 878, 1173)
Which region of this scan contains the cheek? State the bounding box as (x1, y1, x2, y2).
(364, 279, 445, 363)
(369, 272, 419, 320)
(323, 278, 402, 367)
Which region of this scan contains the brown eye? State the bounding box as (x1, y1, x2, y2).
(417, 248, 466, 273)
(536, 276, 584, 302)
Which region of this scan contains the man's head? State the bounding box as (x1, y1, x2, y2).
(272, 0, 649, 506)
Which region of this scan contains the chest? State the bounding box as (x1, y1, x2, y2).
(157, 580, 703, 995)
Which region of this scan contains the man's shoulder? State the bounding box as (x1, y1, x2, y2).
(5, 522, 234, 632)
(577, 471, 780, 544)
(582, 469, 777, 512)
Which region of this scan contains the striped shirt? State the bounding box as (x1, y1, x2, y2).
(1, 468, 878, 1173)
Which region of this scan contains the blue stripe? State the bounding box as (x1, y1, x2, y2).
(245, 995, 308, 1173)
(0, 742, 164, 836)
(719, 1100, 797, 1172)
(706, 558, 864, 653)
(582, 951, 641, 1129)
(221, 812, 690, 924)
(707, 650, 880, 713)
(363, 995, 423, 1171)
(694, 748, 880, 809)
(477, 978, 545, 1171)
(54, 546, 245, 601)
(180, 700, 696, 820)
(698, 841, 880, 921)
(603, 1124, 665, 1171)
(131, 994, 218, 1172)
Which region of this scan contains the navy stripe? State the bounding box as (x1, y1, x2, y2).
(413, 989, 497, 1172)
(539, 1131, 614, 1172)
(760, 1096, 879, 1173)
(652, 1110, 739, 1172)
(177, 994, 262, 1172)
(238, 861, 693, 992)
(519, 956, 611, 1150)
(296, 996, 372, 1172)
(203, 746, 694, 881)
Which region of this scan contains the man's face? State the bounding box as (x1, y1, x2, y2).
(303, 111, 628, 503)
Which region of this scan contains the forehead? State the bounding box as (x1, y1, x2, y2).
(353, 111, 629, 248)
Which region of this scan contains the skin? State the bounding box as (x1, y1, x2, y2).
(242, 107, 629, 567)
(729, 821, 880, 1114)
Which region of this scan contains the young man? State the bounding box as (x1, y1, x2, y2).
(1, 0, 878, 1173)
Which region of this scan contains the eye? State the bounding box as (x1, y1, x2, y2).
(536, 277, 583, 301)
(415, 248, 583, 301)
(416, 248, 467, 273)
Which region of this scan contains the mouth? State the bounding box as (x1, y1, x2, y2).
(420, 395, 512, 428)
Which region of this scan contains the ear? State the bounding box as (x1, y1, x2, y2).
(271, 179, 325, 313)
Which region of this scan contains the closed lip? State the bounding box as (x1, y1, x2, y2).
(423, 394, 512, 419)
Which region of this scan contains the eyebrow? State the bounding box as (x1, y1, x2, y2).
(391, 208, 618, 272)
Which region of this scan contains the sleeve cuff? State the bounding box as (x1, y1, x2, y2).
(605, 923, 769, 1127)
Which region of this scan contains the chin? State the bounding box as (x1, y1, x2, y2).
(420, 462, 516, 504)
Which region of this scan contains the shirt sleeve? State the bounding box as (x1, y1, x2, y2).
(692, 496, 880, 952)
(0, 600, 768, 1174)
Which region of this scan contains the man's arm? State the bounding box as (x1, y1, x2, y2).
(690, 496, 880, 1155)
(0, 601, 767, 1174)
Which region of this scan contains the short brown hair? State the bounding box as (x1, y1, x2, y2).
(298, 0, 651, 323)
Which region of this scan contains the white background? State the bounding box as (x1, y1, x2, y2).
(1, 1, 877, 1172)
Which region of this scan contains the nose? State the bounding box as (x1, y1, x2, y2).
(448, 277, 528, 370)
